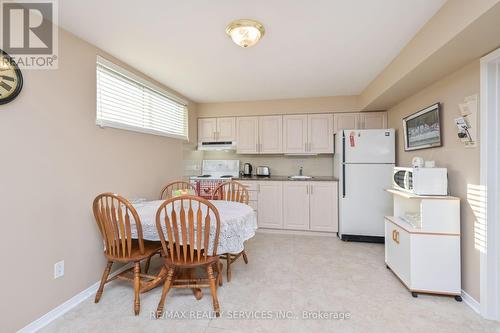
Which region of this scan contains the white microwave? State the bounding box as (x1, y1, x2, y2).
(393, 167, 448, 195)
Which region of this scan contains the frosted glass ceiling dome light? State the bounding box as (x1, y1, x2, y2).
(226, 19, 265, 48)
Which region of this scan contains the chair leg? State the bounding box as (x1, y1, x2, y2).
(207, 265, 220, 317)
(242, 250, 248, 264)
(95, 261, 113, 303)
(216, 260, 223, 287)
(226, 254, 231, 282)
(144, 255, 152, 274)
(156, 267, 175, 318)
(134, 262, 141, 315)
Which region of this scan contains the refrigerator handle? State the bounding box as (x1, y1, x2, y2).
(342, 132, 346, 198)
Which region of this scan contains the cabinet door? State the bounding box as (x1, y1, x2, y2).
(283, 182, 310, 230)
(308, 114, 334, 154)
(310, 182, 338, 232)
(360, 112, 387, 129)
(216, 117, 236, 141)
(236, 117, 259, 154)
(259, 115, 283, 154)
(257, 182, 283, 229)
(283, 115, 308, 154)
(198, 118, 217, 142)
(333, 113, 360, 134)
(385, 220, 411, 286)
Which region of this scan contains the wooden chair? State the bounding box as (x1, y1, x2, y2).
(212, 181, 250, 282)
(159, 181, 197, 200)
(92, 193, 162, 315)
(155, 195, 222, 317)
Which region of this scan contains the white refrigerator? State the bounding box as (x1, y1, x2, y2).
(333, 129, 395, 242)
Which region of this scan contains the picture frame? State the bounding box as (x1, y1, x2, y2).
(403, 103, 442, 151)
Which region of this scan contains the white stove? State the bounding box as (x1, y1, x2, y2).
(190, 160, 240, 180)
(190, 160, 240, 198)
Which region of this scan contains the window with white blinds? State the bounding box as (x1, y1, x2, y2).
(96, 56, 188, 140)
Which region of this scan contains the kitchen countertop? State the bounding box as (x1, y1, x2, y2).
(235, 175, 338, 182)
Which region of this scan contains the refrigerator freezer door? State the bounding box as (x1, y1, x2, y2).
(344, 129, 395, 164)
(339, 163, 394, 237)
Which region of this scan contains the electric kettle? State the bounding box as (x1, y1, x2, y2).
(243, 163, 252, 176)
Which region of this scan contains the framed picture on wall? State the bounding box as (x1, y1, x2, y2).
(403, 103, 442, 151)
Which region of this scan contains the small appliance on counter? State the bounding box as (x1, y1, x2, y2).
(256, 166, 271, 177)
(243, 163, 253, 176)
(393, 167, 448, 195)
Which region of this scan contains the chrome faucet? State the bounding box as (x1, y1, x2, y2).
(299, 166, 303, 176)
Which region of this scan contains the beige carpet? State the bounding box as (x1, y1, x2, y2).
(40, 232, 499, 333)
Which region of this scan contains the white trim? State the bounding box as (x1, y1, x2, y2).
(96, 55, 188, 106)
(479, 47, 500, 321)
(256, 228, 337, 237)
(17, 264, 132, 333)
(462, 289, 481, 314)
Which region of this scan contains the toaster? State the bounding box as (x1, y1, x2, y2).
(256, 166, 270, 176)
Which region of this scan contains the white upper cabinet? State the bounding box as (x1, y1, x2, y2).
(309, 182, 338, 232)
(198, 117, 236, 142)
(236, 117, 259, 154)
(359, 112, 387, 129)
(259, 115, 283, 154)
(198, 118, 217, 142)
(283, 113, 333, 154)
(308, 113, 334, 153)
(216, 117, 236, 141)
(334, 112, 388, 133)
(283, 182, 310, 230)
(333, 113, 360, 133)
(283, 115, 308, 154)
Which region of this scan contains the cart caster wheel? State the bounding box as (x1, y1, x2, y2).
(411, 292, 418, 298)
(454, 296, 463, 302)
(386, 264, 390, 269)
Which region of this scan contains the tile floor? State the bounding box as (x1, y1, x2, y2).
(40, 233, 500, 333)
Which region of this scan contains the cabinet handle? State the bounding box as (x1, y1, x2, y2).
(305, 142, 307, 152)
(310, 184, 313, 195)
(256, 143, 258, 152)
(392, 230, 400, 244)
(306, 185, 309, 194)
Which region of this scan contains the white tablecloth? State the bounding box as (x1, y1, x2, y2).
(131, 200, 257, 255)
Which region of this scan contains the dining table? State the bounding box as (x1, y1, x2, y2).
(130, 199, 258, 296)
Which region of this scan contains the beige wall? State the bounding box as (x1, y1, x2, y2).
(197, 95, 362, 118)
(0, 29, 194, 332)
(388, 60, 481, 300)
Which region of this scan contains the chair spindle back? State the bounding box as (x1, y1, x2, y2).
(212, 181, 249, 204)
(159, 181, 197, 200)
(92, 193, 144, 259)
(156, 195, 220, 263)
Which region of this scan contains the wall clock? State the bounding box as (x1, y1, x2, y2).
(0, 49, 23, 105)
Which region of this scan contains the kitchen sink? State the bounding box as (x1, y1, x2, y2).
(288, 175, 314, 180)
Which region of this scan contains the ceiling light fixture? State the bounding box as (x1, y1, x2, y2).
(226, 19, 265, 48)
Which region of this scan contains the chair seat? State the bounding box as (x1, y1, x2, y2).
(105, 239, 162, 262)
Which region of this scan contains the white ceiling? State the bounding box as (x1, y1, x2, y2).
(58, 0, 445, 103)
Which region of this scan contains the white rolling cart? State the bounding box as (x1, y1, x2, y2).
(384, 189, 462, 301)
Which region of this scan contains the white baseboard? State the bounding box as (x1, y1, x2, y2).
(17, 264, 132, 333)
(462, 289, 480, 314)
(257, 228, 337, 237)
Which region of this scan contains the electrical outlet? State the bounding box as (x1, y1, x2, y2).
(54, 260, 64, 279)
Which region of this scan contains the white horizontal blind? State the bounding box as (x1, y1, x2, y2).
(96, 57, 188, 140)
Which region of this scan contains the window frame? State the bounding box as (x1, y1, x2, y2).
(96, 55, 189, 141)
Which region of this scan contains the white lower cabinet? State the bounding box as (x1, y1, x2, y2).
(309, 182, 338, 232)
(283, 182, 310, 230)
(252, 181, 338, 232)
(384, 190, 461, 297)
(257, 182, 283, 229)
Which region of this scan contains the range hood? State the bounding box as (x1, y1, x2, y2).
(197, 141, 236, 151)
